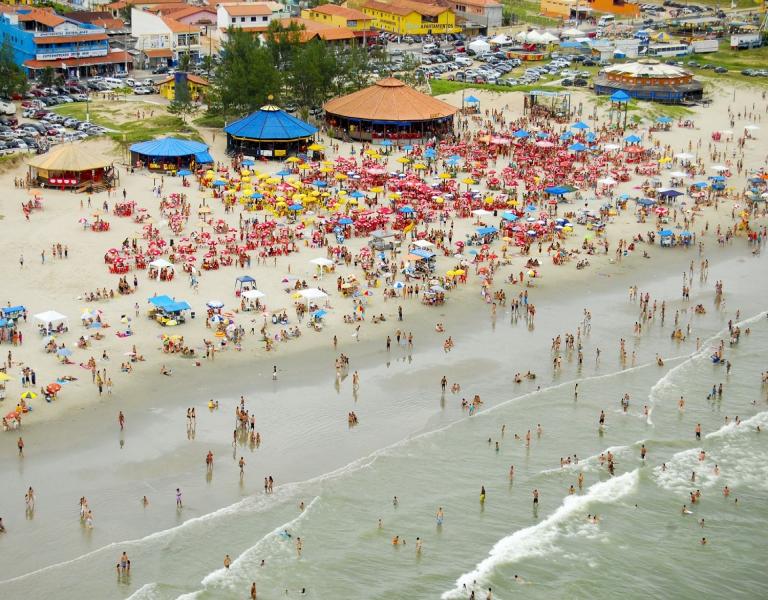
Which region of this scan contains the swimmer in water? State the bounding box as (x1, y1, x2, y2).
(480, 486, 486, 503)
(436, 507, 444, 525)
(682, 505, 693, 515)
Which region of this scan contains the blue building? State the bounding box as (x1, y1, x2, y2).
(0, 7, 130, 79)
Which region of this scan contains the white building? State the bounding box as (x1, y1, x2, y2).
(216, 2, 287, 33)
(130, 7, 201, 64)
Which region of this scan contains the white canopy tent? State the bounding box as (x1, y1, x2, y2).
(412, 240, 435, 248)
(299, 288, 328, 301)
(149, 258, 174, 270)
(490, 34, 511, 45)
(34, 310, 68, 328)
(242, 289, 266, 300)
(468, 39, 490, 54)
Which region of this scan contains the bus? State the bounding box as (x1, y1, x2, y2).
(644, 43, 691, 57)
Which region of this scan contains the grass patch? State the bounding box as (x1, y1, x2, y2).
(194, 113, 226, 128)
(504, 0, 558, 28)
(430, 79, 564, 96)
(54, 103, 203, 145)
(0, 153, 26, 173)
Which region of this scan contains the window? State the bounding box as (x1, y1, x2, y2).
(250, 16, 256, 21)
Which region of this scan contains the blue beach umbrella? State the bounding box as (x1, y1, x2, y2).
(289, 203, 304, 211)
(568, 142, 586, 152)
(625, 134, 642, 144)
(250, 192, 263, 199)
(572, 121, 590, 130)
(338, 217, 354, 225)
(399, 206, 415, 214)
(242, 159, 255, 166)
(513, 129, 529, 138)
(212, 180, 227, 187)
(424, 147, 437, 159)
(178, 169, 192, 176)
(380, 139, 393, 147)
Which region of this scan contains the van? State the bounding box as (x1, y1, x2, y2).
(597, 15, 615, 27)
(103, 77, 124, 88)
(455, 56, 472, 67)
(422, 43, 438, 52)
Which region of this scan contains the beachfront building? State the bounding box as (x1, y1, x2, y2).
(451, 0, 502, 31)
(323, 77, 457, 143)
(224, 104, 318, 159)
(594, 59, 703, 104)
(27, 143, 114, 190)
(129, 137, 212, 171)
(130, 7, 201, 64)
(361, 0, 460, 36)
(0, 7, 131, 78)
(300, 4, 373, 32)
(156, 72, 209, 101)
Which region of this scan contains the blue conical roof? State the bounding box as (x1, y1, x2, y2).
(129, 137, 208, 157)
(224, 105, 317, 141)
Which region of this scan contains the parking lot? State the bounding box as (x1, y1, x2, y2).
(382, 35, 596, 88)
(0, 73, 170, 155)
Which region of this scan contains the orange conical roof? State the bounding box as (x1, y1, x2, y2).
(324, 78, 457, 122)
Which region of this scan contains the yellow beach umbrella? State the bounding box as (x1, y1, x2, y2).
(413, 163, 427, 170)
(308, 143, 324, 151)
(286, 156, 301, 163)
(435, 197, 444, 204)
(369, 186, 384, 193)
(266, 177, 280, 185)
(21, 391, 37, 399)
(298, 163, 311, 170)
(396, 156, 410, 164)
(335, 173, 348, 180)
(439, 172, 452, 179)
(454, 269, 465, 275)
(462, 177, 476, 185)
(0, 372, 10, 382)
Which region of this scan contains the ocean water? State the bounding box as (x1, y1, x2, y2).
(1, 249, 767, 599)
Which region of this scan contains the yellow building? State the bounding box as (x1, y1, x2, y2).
(362, 0, 460, 36)
(301, 4, 372, 31)
(157, 73, 210, 102)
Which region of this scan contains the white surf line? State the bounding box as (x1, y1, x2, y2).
(441, 470, 640, 599)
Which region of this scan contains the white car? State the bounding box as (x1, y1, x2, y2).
(0, 101, 16, 115)
(133, 87, 152, 95)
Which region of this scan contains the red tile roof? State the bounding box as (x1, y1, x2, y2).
(35, 33, 108, 45)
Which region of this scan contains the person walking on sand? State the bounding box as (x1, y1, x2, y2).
(250, 582, 257, 599)
(118, 411, 125, 431)
(224, 554, 231, 569)
(17, 436, 24, 456)
(296, 537, 303, 557)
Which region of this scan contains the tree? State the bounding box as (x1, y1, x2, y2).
(288, 39, 338, 109)
(264, 20, 304, 68)
(39, 66, 60, 89)
(178, 50, 191, 73)
(0, 40, 27, 98)
(167, 74, 195, 121)
(213, 29, 281, 117)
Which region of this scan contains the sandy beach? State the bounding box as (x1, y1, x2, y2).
(1, 83, 767, 599)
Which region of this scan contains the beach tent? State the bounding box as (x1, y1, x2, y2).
(540, 32, 559, 43)
(299, 288, 329, 301)
(501, 211, 519, 221)
(468, 39, 490, 54)
(476, 226, 498, 236)
(235, 275, 256, 292)
(242, 289, 266, 300)
(149, 258, 174, 270)
(34, 311, 68, 328)
(490, 34, 511, 44)
(413, 240, 435, 248)
(148, 295, 174, 308)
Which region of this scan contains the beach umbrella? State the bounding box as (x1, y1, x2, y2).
(625, 134, 642, 144)
(669, 171, 688, 178)
(536, 140, 554, 148)
(568, 143, 586, 152)
(47, 383, 62, 393)
(338, 217, 354, 225)
(289, 203, 304, 211)
(571, 121, 589, 130)
(745, 124, 760, 131)
(710, 165, 727, 172)
(349, 190, 365, 199)
(20, 391, 37, 399)
(212, 180, 227, 187)
(0, 372, 10, 382)
(207, 300, 224, 309)
(380, 139, 393, 147)
(675, 152, 694, 160)
(513, 129, 529, 139)
(56, 347, 72, 357)
(656, 116, 673, 124)
(559, 131, 572, 141)
(178, 169, 192, 176)
(604, 143, 620, 151)
(424, 148, 437, 159)
(312, 180, 327, 188)
(242, 159, 255, 166)
(399, 206, 415, 214)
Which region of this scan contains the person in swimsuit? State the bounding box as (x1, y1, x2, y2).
(436, 507, 444, 525)
(176, 488, 183, 508)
